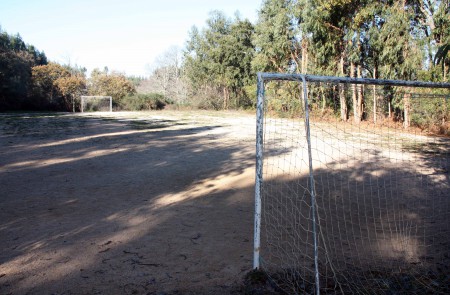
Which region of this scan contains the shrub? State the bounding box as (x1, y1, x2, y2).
(121, 93, 171, 111)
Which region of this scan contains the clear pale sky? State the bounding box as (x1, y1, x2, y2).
(0, 0, 262, 77)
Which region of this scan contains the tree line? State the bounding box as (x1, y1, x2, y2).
(0, 28, 138, 112)
(176, 0, 449, 132)
(183, 0, 448, 101)
(0, 29, 47, 110)
(1, 1, 449, 130)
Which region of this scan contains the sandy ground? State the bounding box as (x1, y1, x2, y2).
(0, 111, 258, 295)
(258, 115, 450, 293)
(1, 111, 448, 295)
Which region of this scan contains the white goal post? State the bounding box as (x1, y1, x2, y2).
(254, 72, 450, 294)
(80, 96, 112, 112)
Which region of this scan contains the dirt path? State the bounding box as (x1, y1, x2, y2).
(0, 111, 258, 295)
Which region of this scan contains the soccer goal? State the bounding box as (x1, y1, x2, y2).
(80, 96, 113, 112)
(254, 73, 450, 294)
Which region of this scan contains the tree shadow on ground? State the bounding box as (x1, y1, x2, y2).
(0, 113, 448, 295)
(256, 147, 449, 295)
(0, 113, 257, 294)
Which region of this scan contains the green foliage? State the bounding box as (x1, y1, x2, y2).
(252, 0, 301, 73)
(183, 11, 255, 109)
(0, 27, 47, 111)
(377, 4, 422, 80)
(242, 84, 258, 108)
(127, 75, 145, 87)
(301, 0, 353, 74)
(121, 93, 171, 111)
(265, 81, 304, 117)
(411, 97, 450, 132)
(0, 0, 448, 132)
(182, 0, 448, 133)
(435, 44, 449, 66)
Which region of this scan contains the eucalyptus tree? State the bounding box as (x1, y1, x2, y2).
(252, 0, 301, 73)
(380, 3, 424, 126)
(184, 11, 231, 108)
(301, 0, 362, 120)
(184, 11, 255, 109)
(412, 0, 450, 81)
(205, 11, 239, 108)
(223, 16, 255, 107)
(184, 25, 210, 98)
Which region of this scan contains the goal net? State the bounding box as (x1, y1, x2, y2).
(80, 96, 112, 112)
(254, 73, 450, 294)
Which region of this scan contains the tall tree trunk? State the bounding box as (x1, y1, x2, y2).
(339, 54, 347, 121)
(444, 60, 448, 82)
(223, 87, 229, 109)
(301, 39, 308, 109)
(388, 100, 392, 119)
(321, 87, 326, 114)
(351, 62, 359, 123)
(373, 67, 377, 124)
(403, 91, 411, 128)
(442, 97, 447, 126)
(356, 64, 363, 123)
(301, 39, 308, 74)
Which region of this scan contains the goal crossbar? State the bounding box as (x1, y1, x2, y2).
(258, 72, 450, 88)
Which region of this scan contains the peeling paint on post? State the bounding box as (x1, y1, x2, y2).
(254, 72, 265, 270)
(301, 75, 320, 295)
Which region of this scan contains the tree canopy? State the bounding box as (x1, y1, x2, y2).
(184, 11, 255, 109)
(0, 27, 139, 112)
(0, 1, 448, 124)
(88, 69, 136, 104)
(0, 28, 47, 110)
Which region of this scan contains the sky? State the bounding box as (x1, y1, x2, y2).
(0, 0, 262, 77)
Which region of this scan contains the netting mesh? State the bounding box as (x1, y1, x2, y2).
(256, 76, 449, 294)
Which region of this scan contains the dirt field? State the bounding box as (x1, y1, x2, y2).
(1, 111, 448, 295)
(0, 111, 258, 295)
(258, 115, 450, 294)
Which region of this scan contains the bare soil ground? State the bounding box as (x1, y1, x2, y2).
(1, 111, 448, 295)
(0, 111, 258, 295)
(258, 115, 450, 294)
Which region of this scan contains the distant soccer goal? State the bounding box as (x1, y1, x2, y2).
(254, 73, 450, 294)
(80, 96, 112, 112)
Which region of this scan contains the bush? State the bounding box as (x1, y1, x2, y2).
(121, 93, 171, 111)
(411, 97, 450, 134)
(188, 87, 223, 110)
(242, 84, 257, 108)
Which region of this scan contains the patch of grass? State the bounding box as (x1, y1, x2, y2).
(128, 119, 186, 130)
(0, 113, 92, 138)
